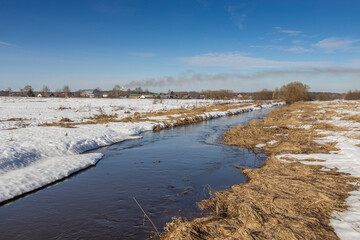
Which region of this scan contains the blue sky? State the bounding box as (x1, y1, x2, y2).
(1, 0, 360, 92)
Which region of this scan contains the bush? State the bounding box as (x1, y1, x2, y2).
(252, 89, 273, 100)
(279, 82, 309, 104)
(317, 93, 334, 101)
(202, 90, 234, 100)
(344, 90, 360, 100)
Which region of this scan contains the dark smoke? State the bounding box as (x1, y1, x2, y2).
(124, 67, 360, 89)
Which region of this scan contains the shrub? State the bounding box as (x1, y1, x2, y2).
(317, 93, 334, 101)
(252, 89, 273, 100)
(279, 82, 309, 104)
(344, 90, 360, 100)
(202, 90, 234, 100)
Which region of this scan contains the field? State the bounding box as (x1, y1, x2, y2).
(0, 97, 280, 203)
(162, 100, 360, 240)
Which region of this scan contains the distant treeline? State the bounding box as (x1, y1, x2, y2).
(1, 83, 359, 102)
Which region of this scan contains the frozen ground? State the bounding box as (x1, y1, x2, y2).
(0, 97, 278, 203)
(278, 100, 360, 239)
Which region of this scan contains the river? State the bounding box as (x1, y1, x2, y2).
(0, 107, 273, 239)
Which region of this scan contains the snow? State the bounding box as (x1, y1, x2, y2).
(277, 101, 360, 239)
(0, 97, 282, 203)
(256, 140, 278, 148)
(267, 140, 278, 145)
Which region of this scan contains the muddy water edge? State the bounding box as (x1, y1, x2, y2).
(0, 107, 275, 240)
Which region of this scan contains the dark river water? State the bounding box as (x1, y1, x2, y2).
(0, 108, 273, 240)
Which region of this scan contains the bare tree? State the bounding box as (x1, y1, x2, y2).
(112, 85, 121, 98)
(253, 89, 273, 100)
(42, 85, 50, 97)
(135, 87, 143, 93)
(63, 85, 71, 98)
(344, 90, 360, 100)
(24, 85, 33, 92)
(7, 88, 12, 96)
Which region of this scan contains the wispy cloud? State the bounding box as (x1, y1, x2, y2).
(129, 52, 157, 57)
(0, 41, 13, 47)
(313, 37, 360, 52)
(180, 52, 326, 70)
(274, 27, 302, 36)
(226, 5, 247, 30)
(292, 39, 303, 44)
(251, 45, 313, 53)
(283, 46, 314, 53)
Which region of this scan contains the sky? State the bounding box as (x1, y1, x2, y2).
(1, 0, 360, 92)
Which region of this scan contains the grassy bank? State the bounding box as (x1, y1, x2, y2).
(161, 101, 360, 239)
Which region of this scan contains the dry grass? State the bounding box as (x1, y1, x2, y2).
(162, 156, 359, 240)
(0, 117, 27, 122)
(59, 117, 73, 123)
(57, 105, 72, 110)
(223, 103, 341, 155)
(341, 114, 360, 123)
(161, 101, 360, 240)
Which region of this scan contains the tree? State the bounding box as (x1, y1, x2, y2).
(24, 85, 34, 97)
(42, 85, 50, 97)
(272, 88, 280, 100)
(135, 87, 143, 93)
(112, 85, 121, 98)
(252, 89, 273, 100)
(7, 88, 12, 96)
(279, 82, 309, 104)
(63, 85, 71, 98)
(201, 90, 234, 100)
(317, 93, 333, 101)
(94, 87, 102, 97)
(344, 90, 360, 100)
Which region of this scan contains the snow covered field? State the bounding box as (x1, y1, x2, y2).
(278, 101, 360, 239)
(0, 97, 278, 203)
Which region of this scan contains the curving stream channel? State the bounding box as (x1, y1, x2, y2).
(0, 107, 274, 239)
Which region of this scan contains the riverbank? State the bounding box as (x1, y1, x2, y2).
(0, 97, 281, 204)
(162, 100, 360, 239)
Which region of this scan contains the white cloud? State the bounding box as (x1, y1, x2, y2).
(292, 39, 303, 44)
(129, 52, 157, 57)
(226, 5, 247, 30)
(313, 37, 360, 52)
(180, 52, 326, 70)
(274, 27, 302, 36)
(284, 46, 314, 53)
(251, 45, 313, 53)
(0, 41, 13, 47)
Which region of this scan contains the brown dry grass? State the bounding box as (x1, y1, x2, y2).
(162, 156, 358, 240)
(341, 114, 360, 123)
(0, 117, 27, 122)
(161, 101, 360, 240)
